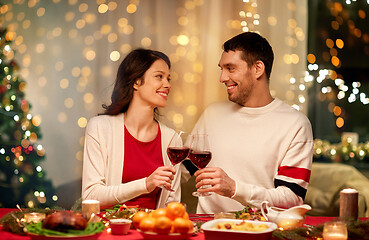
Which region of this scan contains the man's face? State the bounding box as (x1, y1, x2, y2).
(218, 50, 255, 106)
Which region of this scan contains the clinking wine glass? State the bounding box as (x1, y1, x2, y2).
(167, 131, 190, 166)
(162, 131, 190, 191)
(189, 133, 212, 197)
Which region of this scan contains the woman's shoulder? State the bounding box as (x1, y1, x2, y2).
(158, 121, 175, 136)
(87, 113, 123, 130)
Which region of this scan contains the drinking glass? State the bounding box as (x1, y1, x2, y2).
(188, 133, 212, 197)
(167, 131, 190, 166)
(160, 131, 190, 192)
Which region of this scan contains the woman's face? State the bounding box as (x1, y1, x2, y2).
(134, 59, 171, 109)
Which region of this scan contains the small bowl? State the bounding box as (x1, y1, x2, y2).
(109, 218, 132, 235)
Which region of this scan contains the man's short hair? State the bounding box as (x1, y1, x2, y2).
(223, 32, 274, 80)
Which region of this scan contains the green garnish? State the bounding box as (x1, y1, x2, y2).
(25, 222, 105, 236)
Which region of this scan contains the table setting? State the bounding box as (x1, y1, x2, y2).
(1, 191, 369, 240)
(1, 134, 369, 240)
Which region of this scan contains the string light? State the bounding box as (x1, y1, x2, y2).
(314, 139, 369, 163)
(239, 0, 258, 32)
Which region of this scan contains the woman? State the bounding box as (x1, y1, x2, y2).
(82, 49, 181, 209)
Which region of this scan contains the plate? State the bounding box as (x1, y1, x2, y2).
(201, 218, 277, 240)
(26, 232, 103, 240)
(137, 229, 193, 240)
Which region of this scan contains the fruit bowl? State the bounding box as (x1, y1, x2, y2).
(137, 229, 193, 240)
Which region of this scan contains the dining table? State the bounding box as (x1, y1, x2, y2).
(0, 207, 362, 240)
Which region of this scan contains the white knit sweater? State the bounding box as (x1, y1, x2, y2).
(190, 98, 313, 214)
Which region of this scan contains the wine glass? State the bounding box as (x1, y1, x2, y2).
(188, 133, 212, 197)
(160, 131, 190, 192)
(167, 131, 190, 166)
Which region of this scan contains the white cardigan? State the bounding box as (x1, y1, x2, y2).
(81, 113, 181, 209)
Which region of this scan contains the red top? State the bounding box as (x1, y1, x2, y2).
(122, 125, 163, 209)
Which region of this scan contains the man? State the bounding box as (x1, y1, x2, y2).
(190, 32, 313, 214)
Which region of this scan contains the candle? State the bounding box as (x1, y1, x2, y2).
(339, 188, 358, 220)
(323, 221, 348, 240)
(323, 233, 348, 240)
(24, 212, 46, 223)
(214, 212, 236, 219)
(82, 199, 100, 222)
(341, 132, 359, 146)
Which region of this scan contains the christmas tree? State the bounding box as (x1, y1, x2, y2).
(0, 26, 57, 208)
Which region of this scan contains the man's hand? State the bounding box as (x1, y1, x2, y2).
(146, 166, 176, 192)
(194, 167, 236, 197)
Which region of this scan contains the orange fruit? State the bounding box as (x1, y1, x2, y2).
(166, 202, 186, 220)
(173, 217, 192, 234)
(188, 219, 194, 232)
(151, 208, 167, 219)
(139, 217, 156, 232)
(170, 224, 176, 233)
(132, 211, 148, 229)
(183, 212, 189, 220)
(154, 216, 172, 234)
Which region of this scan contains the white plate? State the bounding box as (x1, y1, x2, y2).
(26, 232, 103, 240)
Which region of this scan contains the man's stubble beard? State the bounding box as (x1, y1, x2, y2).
(228, 80, 254, 107)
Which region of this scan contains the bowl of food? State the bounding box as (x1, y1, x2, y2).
(201, 218, 277, 240)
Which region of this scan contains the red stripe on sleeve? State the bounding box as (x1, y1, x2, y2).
(277, 166, 311, 182)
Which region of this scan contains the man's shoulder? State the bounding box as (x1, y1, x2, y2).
(204, 101, 234, 112)
(274, 99, 311, 125)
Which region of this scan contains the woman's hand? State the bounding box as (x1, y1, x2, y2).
(146, 165, 176, 192)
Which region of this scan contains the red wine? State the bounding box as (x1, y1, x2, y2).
(188, 151, 212, 169)
(167, 147, 190, 165)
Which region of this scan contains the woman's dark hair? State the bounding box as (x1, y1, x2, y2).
(102, 48, 171, 115)
(223, 32, 274, 80)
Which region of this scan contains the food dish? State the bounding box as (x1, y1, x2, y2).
(24, 221, 105, 240)
(26, 232, 103, 240)
(137, 229, 193, 240)
(201, 218, 277, 240)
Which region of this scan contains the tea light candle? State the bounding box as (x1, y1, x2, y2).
(341, 132, 359, 145)
(24, 212, 46, 223)
(277, 218, 305, 230)
(82, 199, 100, 222)
(214, 212, 236, 219)
(323, 221, 348, 240)
(340, 188, 358, 220)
